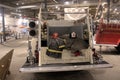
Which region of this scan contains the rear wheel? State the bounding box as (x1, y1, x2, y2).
(116, 43, 120, 52)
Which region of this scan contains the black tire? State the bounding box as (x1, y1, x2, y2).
(116, 43, 120, 52)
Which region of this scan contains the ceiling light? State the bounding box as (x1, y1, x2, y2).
(114, 8, 117, 11)
(64, 1, 70, 5)
(116, 12, 119, 14)
(53, 0, 58, 3)
(83, 1, 88, 4)
(11, 12, 21, 16)
(55, 6, 60, 10)
(17, 5, 37, 9)
(55, 6, 58, 9)
(19, 14, 22, 16)
(16, 3, 19, 5)
(22, 2, 24, 5)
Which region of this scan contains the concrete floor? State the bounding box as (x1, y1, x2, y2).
(0, 37, 120, 80)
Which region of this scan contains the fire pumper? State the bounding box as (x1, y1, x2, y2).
(95, 20, 120, 52)
(19, 6, 112, 73)
(94, 0, 120, 52)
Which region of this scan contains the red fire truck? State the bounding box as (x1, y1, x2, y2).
(95, 21, 120, 52)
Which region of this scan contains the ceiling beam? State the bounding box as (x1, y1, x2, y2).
(17, 5, 39, 9)
(0, 3, 16, 9)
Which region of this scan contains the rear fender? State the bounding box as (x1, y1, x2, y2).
(117, 39, 120, 45)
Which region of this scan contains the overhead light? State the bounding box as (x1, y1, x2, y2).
(22, 2, 24, 5)
(83, 1, 88, 4)
(114, 8, 117, 11)
(116, 12, 119, 14)
(19, 14, 22, 16)
(16, 3, 19, 5)
(113, 8, 117, 13)
(17, 5, 37, 9)
(55, 6, 60, 10)
(55, 6, 58, 9)
(64, 1, 70, 5)
(53, 0, 58, 3)
(11, 12, 22, 16)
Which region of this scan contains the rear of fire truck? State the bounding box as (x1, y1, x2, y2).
(20, 5, 112, 73)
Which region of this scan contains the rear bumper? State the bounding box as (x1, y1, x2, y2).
(20, 61, 112, 73)
(94, 44, 117, 47)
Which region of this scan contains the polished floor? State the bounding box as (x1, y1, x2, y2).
(0, 37, 120, 80)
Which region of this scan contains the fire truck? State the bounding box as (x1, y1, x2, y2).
(19, 6, 112, 73)
(94, 0, 120, 52)
(95, 21, 120, 52)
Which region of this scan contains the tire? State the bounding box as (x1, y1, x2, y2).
(116, 43, 120, 52)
